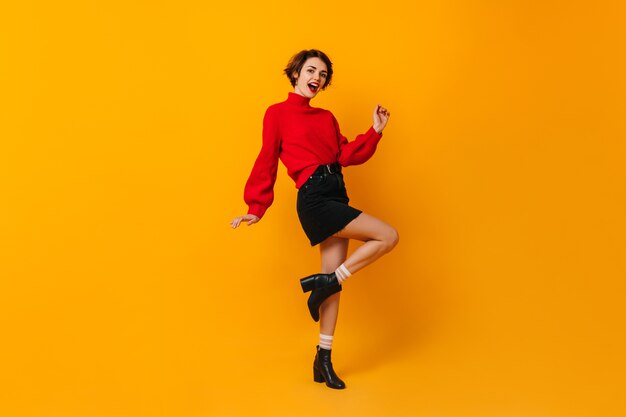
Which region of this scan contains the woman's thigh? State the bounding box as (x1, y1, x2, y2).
(334, 212, 397, 242)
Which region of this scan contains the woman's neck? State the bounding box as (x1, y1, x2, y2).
(288, 91, 312, 106)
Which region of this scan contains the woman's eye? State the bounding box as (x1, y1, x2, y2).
(321, 74, 327, 78)
(307, 69, 314, 73)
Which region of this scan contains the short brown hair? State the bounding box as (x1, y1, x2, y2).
(284, 49, 334, 90)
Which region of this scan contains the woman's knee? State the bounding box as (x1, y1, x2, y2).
(381, 226, 399, 252)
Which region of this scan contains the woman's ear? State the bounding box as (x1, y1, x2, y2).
(292, 71, 299, 84)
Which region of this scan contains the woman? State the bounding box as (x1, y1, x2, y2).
(231, 49, 398, 389)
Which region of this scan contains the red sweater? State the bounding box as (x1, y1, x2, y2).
(244, 92, 383, 219)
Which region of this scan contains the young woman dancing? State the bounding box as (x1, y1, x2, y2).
(231, 49, 398, 389)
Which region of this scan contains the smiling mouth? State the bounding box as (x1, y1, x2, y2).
(308, 83, 319, 93)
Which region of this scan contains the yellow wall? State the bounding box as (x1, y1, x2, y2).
(1, 1, 625, 416)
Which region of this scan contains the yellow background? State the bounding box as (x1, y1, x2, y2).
(1, 1, 625, 416)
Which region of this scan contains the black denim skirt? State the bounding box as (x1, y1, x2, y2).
(296, 165, 362, 246)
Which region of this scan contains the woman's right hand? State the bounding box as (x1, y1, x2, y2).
(230, 214, 260, 229)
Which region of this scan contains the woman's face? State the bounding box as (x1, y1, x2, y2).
(293, 57, 328, 99)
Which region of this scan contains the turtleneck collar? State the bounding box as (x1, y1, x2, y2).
(287, 92, 311, 107)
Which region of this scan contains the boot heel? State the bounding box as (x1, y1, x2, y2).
(313, 366, 324, 383)
(300, 275, 316, 293)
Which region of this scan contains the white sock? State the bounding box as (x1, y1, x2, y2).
(335, 264, 352, 284)
(319, 333, 334, 350)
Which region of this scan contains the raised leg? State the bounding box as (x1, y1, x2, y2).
(334, 212, 399, 274)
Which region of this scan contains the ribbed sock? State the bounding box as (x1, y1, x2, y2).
(334, 264, 352, 284)
(319, 334, 334, 350)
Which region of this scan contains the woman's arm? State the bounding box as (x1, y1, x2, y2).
(336, 104, 390, 166)
(231, 106, 281, 228)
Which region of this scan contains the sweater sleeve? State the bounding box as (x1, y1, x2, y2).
(333, 114, 383, 167)
(244, 106, 281, 219)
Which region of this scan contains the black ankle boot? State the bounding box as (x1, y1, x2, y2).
(313, 346, 346, 389)
(300, 273, 342, 322)
(307, 283, 341, 322)
(300, 272, 340, 293)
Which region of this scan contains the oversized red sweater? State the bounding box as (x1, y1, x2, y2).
(244, 92, 383, 219)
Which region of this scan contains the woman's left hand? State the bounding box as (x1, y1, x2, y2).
(373, 104, 390, 134)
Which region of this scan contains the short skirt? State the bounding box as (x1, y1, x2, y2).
(296, 165, 362, 246)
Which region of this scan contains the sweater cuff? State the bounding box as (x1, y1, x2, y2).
(369, 126, 383, 137)
(247, 204, 267, 219)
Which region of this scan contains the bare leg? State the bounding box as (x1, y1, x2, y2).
(334, 213, 399, 274)
(318, 236, 349, 336)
